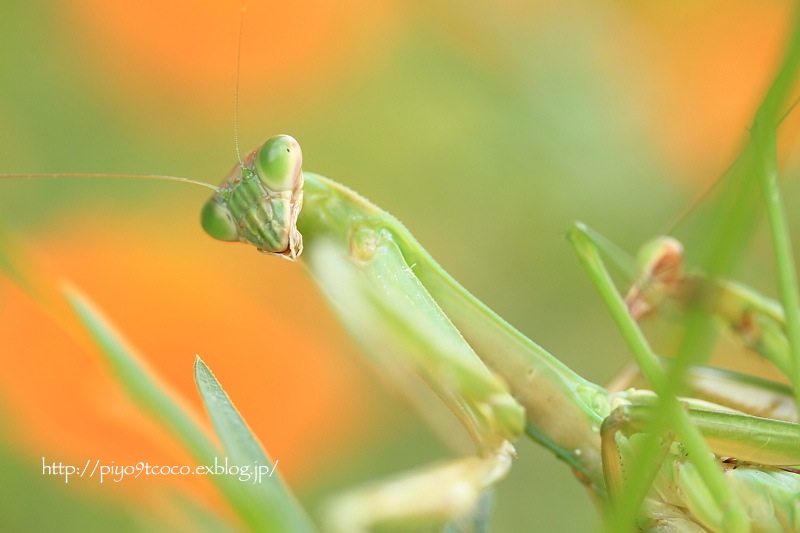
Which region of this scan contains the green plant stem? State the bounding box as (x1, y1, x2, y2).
(569, 225, 749, 533)
(750, 4, 800, 413)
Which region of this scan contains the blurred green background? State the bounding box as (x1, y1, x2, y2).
(1, 0, 798, 531)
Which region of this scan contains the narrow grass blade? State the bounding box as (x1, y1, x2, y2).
(0, 225, 40, 299)
(194, 357, 316, 533)
(64, 286, 315, 532)
(0, 226, 86, 340)
(64, 285, 217, 459)
(750, 4, 800, 411)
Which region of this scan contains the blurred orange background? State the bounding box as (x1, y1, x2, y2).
(1, 1, 799, 531)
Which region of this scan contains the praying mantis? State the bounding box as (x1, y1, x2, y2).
(3, 2, 800, 532)
(191, 128, 800, 532)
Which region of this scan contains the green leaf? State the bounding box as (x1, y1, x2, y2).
(64, 286, 315, 532)
(194, 356, 317, 533)
(64, 285, 218, 461)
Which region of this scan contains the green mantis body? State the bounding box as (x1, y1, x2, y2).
(3, 3, 800, 530)
(4, 133, 800, 531)
(199, 135, 800, 532)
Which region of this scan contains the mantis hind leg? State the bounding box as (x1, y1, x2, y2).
(601, 390, 800, 532)
(567, 222, 751, 532)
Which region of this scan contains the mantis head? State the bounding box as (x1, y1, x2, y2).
(201, 134, 305, 260)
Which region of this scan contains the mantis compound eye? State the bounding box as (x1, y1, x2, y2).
(635, 236, 684, 285)
(201, 134, 304, 260)
(624, 236, 684, 320)
(255, 134, 303, 192)
(200, 198, 240, 242)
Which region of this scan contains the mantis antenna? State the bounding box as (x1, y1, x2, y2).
(660, 94, 800, 236)
(0, 173, 220, 192)
(234, 0, 247, 168)
(0, 4, 262, 194)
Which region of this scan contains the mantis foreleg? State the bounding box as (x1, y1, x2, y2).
(567, 222, 751, 533)
(602, 390, 800, 532)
